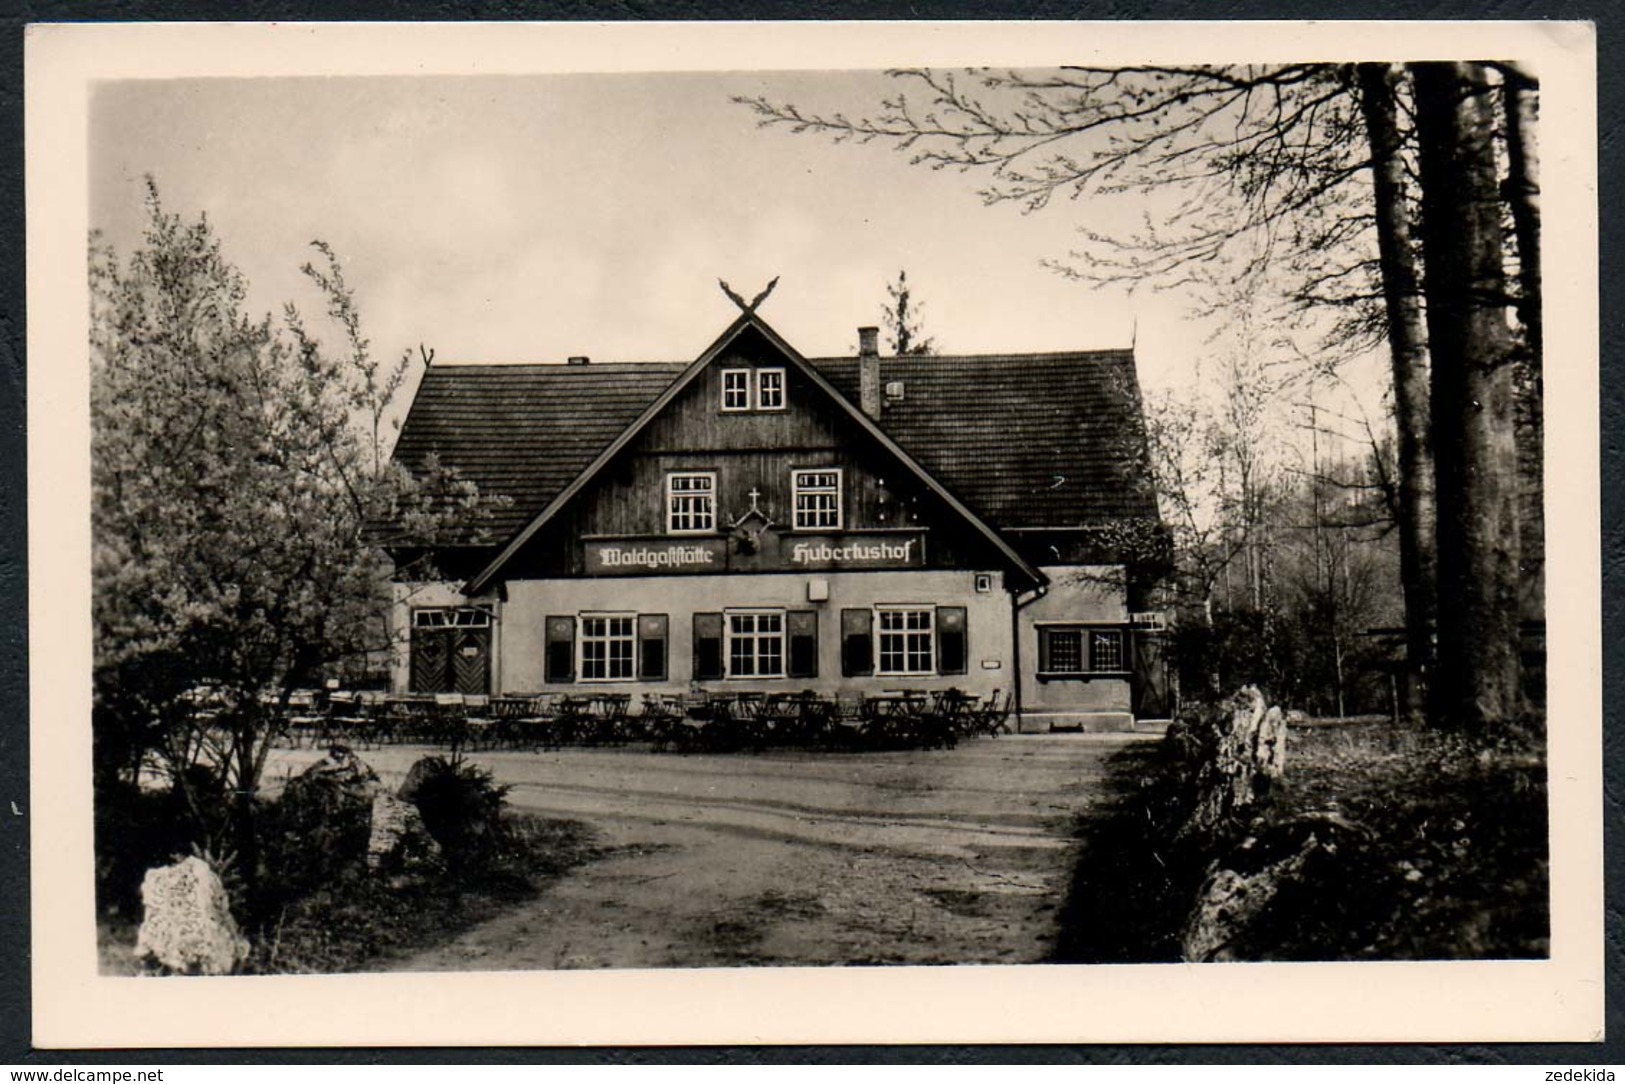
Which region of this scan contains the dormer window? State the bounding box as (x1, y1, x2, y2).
(721, 370, 751, 412)
(757, 368, 786, 410)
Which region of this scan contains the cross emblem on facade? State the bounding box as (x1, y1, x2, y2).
(747, 487, 762, 513)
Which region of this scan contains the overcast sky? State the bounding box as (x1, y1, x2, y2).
(88, 70, 1385, 460)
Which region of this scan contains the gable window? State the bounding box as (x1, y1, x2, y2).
(721, 369, 751, 412)
(876, 607, 934, 676)
(726, 610, 785, 678)
(1038, 626, 1128, 675)
(756, 368, 786, 410)
(667, 472, 716, 534)
(580, 614, 636, 681)
(792, 469, 842, 530)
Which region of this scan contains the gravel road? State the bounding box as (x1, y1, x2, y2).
(273, 733, 1155, 970)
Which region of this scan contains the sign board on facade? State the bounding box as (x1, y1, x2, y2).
(584, 538, 726, 575)
(787, 535, 924, 570)
(581, 531, 926, 576)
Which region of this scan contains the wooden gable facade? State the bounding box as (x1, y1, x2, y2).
(488, 323, 1026, 585)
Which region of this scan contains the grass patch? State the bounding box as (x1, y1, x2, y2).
(1053, 719, 1548, 962)
(247, 813, 599, 974)
(97, 777, 601, 975)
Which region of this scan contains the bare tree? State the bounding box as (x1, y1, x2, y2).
(1411, 62, 1525, 729)
(1354, 63, 1436, 719)
(740, 63, 1540, 727)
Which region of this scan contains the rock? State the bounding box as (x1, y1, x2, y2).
(280, 744, 381, 821)
(1254, 705, 1288, 783)
(396, 755, 450, 804)
(367, 793, 442, 873)
(1180, 686, 1266, 836)
(1182, 838, 1314, 963)
(1180, 810, 1368, 962)
(134, 856, 250, 975)
(290, 744, 380, 801)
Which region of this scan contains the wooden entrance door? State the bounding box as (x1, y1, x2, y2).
(450, 626, 492, 694)
(410, 609, 493, 694)
(1131, 631, 1171, 718)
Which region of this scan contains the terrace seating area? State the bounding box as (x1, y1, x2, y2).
(272, 687, 1014, 754)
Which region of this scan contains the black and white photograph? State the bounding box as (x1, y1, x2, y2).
(25, 20, 1602, 1047)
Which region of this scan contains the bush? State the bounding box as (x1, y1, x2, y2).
(399, 755, 513, 872)
(259, 751, 379, 900)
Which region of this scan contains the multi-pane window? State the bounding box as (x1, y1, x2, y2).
(1090, 629, 1125, 672)
(720, 367, 787, 411)
(792, 469, 842, 530)
(1045, 629, 1084, 673)
(877, 608, 934, 675)
(721, 369, 751, 412)
(1039, 626, 1128, 674)
(580, 614, 635, 681)
(727, 611, 785, 678)
(667, 472, 716, 533)
(756, 368, 786, 410)
(413, 608, 492, 629)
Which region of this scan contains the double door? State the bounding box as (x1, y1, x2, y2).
(410, 609, 492, 694)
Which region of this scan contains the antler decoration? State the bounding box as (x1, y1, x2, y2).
(718, 276, 781, 315)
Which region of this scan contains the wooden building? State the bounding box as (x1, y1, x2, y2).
(387, 309, 1169, 730)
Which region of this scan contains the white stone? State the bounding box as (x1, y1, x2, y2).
(134, 856, 250, 975)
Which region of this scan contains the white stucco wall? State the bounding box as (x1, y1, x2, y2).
(392, 569, 1014, 700)
(1016, 564, 1134, 730)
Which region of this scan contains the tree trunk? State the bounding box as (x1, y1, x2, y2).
(1502, 64, 1542, 368)
(1502, 64, 1546, 658)
(1355, 62, 1438, 721)
(1411, 61, 1524, 729)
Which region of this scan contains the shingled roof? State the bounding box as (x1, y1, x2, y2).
(391, 346, 1159, 544)
(814, 351, 1158, 528)
(393, 361, 687, 540)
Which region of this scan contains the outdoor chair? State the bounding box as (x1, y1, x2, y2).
(640, 693, 684, 752)
(975, 691, 1013, 737)
(825, 693, 870, 751)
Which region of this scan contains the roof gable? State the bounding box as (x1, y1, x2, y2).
(460, 311, 1044, 595)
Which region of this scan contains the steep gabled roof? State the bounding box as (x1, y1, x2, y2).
(815, 352, 1159, 528)
(392, 360, 688, 542)
(451, 311, 1044, 595)
(390, 320, 1162, 592)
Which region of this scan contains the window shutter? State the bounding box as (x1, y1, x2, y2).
(841, 608, 873, 677)
(936, 606, 968, 675)
(693, 612, 723, 681)
(544, 615, 575, 684)
(1037, 628, 1053, 673)
(787, 610, 818, 679)
(639, 614, 669, 681)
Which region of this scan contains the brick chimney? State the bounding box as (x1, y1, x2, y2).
(857, 326, 881, 419)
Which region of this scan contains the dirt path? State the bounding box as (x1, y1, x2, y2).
(273, 733, 1154, 970)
